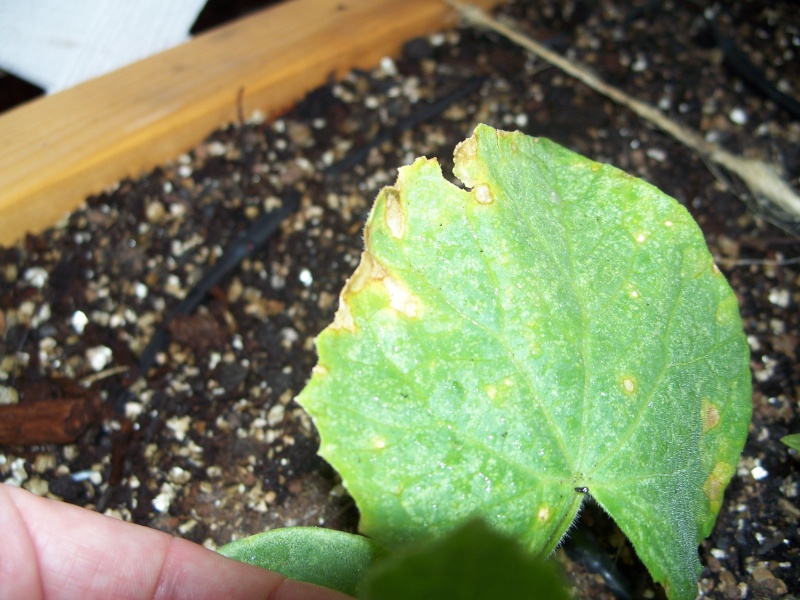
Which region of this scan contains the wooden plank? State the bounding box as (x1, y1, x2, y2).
(0, 0, 500, 246)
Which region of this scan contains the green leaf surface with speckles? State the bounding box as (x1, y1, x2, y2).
(218, 527, 387, 596)
(296, 124, 752, 599)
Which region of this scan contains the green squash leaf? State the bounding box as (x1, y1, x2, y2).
(359, 518, 570, 600)
(297, 124, 752, 599)
(218, 527, 387, 596)
(781, 433, 800, 451)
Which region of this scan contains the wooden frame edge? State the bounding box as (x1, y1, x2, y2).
(0, 0, 500, 245)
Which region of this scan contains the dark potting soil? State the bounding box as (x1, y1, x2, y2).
(1, 1, 799, 598)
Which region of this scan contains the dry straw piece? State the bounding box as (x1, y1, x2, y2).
(449, 1, 800, 229)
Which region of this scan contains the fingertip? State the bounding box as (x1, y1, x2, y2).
(0, 484, 44, 600)
(1, 483, 356, 600)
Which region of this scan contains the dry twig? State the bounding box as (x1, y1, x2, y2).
(448, 1, 800, 227)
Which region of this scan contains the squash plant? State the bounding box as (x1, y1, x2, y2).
(220, 125, 752, 599)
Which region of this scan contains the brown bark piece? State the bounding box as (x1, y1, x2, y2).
(0, 397, 101, 446)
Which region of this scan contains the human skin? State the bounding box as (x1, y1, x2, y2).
(0, 483, 353, 600)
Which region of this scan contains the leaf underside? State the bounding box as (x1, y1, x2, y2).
(297, 124, 752, 599)
(218, 527, 386, 597)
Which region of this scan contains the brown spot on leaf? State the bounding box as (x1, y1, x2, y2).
(702, 398, 721, 433)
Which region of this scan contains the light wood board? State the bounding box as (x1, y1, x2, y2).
(0, 0, 500, 245)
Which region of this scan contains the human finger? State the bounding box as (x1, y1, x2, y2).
(0, 483, 353, 600)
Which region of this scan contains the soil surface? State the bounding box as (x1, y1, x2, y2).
(1, 1, 798, 598)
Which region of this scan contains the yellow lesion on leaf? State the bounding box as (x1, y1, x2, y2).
(715, 295, 740, 325)
(383, 275, 421, 318)
(453, 128, 500, 206)
(348, 251, 386, 294)
(621, 376, 636, 395)
(330, 251, 379, 332)
(453, 134, 479, 188)
(484, 378, 515, 407)
(701, 398, 720, 433)
(474, 183, 494, 204)
(383, 187, 405, 239)
(330, 249, 421, 331)
(331, 297, 356, 332)
(703, 462, 735, 514)
(537, 506, 550, 522)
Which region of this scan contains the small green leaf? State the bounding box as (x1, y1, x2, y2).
(781, 433, 800, 451)
(359, 518, 570, 600)
(297, 124, 752, 599)
(218, 527, 387, 596)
